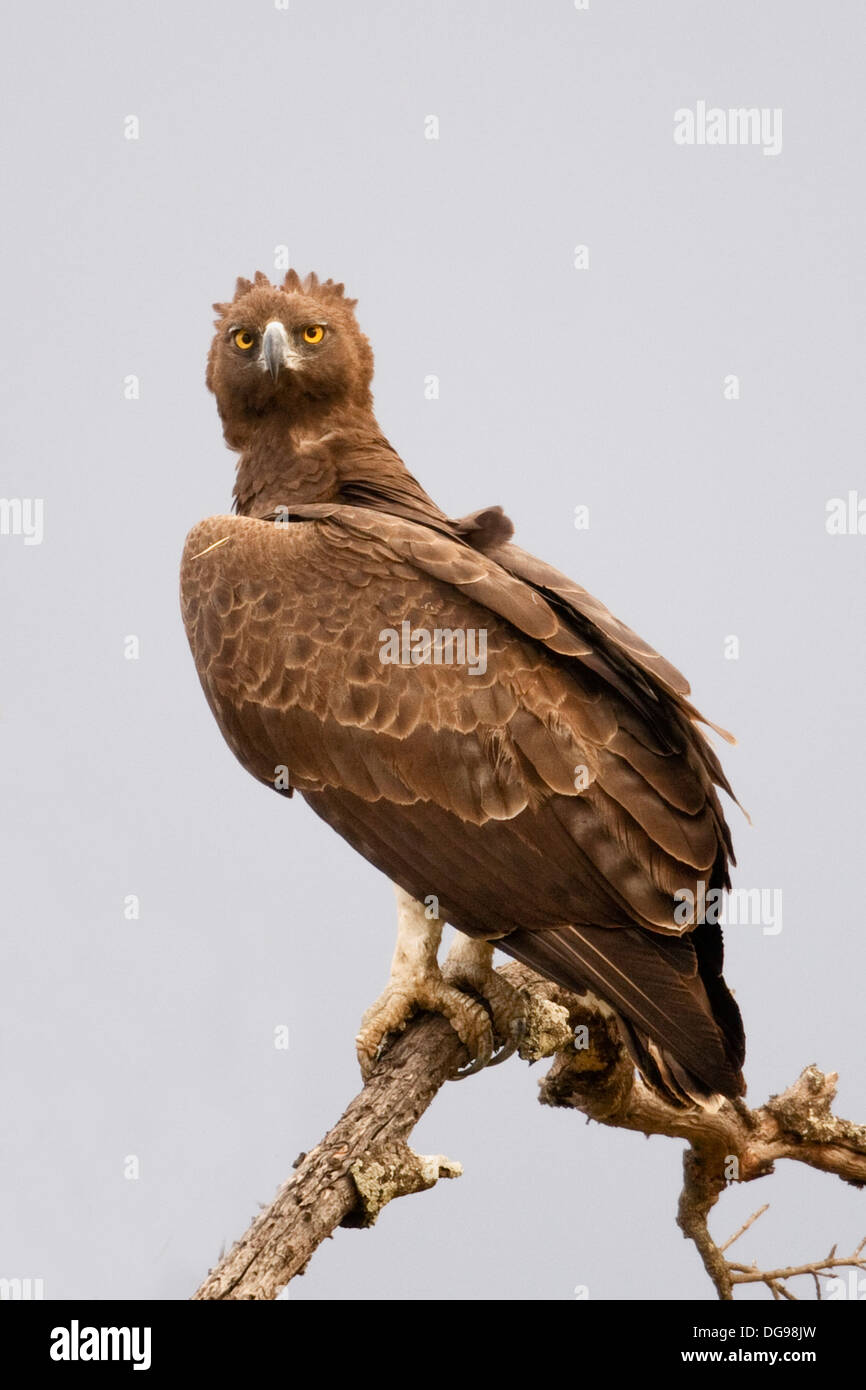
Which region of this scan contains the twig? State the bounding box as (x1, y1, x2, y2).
(719, 1204, 769, 1252)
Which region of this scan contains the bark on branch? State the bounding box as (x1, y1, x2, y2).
(193, 964, 866, 1301)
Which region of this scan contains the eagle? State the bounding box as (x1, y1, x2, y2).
(180, 269, 746, 1106)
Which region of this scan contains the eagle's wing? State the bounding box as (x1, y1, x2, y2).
(180, 507, 745, 1098)
(489, 538, 741, 806)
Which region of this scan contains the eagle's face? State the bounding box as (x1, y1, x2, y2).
(207, 273, 373, 433)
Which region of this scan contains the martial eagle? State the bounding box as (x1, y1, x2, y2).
(180, 270, 746, 1106)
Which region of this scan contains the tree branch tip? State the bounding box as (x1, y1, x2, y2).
(345, 1143, 462, 1228)
(518, 993, 572, 1061)
(719, 1202, 770, 1253)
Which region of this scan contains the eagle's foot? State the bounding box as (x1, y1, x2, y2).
(356, 970, 495, 1082)
(442, 935, 528, 1076)
(356, 886, 503, 1081)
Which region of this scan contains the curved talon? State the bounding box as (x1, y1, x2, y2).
(452, 1022, 495, 1078)
(453, 1029, 518, 1078)
(453, 1051, 493, 1080)
(454, 1013, 525, 1077)
(485, 1016, 526, 1068)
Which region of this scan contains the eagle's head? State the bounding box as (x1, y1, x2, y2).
(207, 270, 374, 442)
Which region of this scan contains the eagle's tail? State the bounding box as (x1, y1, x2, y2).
(499, 921, 745, 1107)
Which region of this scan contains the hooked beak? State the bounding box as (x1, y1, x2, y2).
(262, 320, 291, 382)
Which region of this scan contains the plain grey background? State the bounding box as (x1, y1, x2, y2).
(2, 0, 864, 1301)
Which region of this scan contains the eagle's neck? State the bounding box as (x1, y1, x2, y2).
(232, 416, 343, 515)
(232, 409, 451, 530)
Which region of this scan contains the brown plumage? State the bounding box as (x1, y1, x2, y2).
(181, 270, 746, 1103)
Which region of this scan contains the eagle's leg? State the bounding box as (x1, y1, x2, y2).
(355, 886, 525, 1080)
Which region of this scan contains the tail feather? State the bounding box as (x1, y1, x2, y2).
(500, 921, 745, 1106)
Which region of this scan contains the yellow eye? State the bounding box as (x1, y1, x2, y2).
(303, 325, 324, 344)
(234, 330, 255, 350)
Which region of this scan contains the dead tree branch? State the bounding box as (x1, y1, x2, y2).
(194, 963, 866, 1300)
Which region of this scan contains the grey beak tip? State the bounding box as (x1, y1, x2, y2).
(262, 322, 288, 382)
